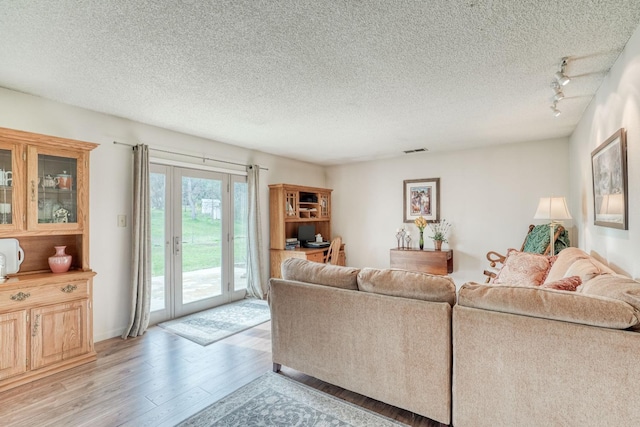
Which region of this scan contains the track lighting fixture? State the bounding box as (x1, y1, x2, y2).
(555, 57, 570, 86)
(548, 58, 569, 117)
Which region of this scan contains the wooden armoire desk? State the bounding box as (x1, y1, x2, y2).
(269, 184, 346, 278)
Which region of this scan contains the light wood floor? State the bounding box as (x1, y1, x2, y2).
(0, 322, 444, 427)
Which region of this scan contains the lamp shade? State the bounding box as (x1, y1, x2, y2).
(534, 197, 572, 220)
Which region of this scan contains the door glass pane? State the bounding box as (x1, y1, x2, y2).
(0, 149, 13, 225)
(182, 176, 222, 304)
(150, 172, 166, 312)
(233, 180, 248, 291)
(38, 154, 77, 224)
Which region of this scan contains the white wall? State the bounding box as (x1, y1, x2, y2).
(327, 138, 570, 286)
(569, 24, 640, 279)
(0, 88, 326, 341)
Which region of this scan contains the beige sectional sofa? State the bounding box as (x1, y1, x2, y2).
(268, 257, 457, 425)
(270, 249, 640, 426)
(453, 247, 640, 426)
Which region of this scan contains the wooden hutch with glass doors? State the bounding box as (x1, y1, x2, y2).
(0, 127, 97, 392)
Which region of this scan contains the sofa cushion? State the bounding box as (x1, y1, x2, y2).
(540, 275, 581, 291)
(493, 249, 555, 286)
(281, 258, 359, 290)
(544, 247, 590, 282)
(458, 282, 640, 329)
(579, 274, 640, 314)
(357, 268, 456, 306)
(544, 248, 616, 283)
(562, 258, 606, 283)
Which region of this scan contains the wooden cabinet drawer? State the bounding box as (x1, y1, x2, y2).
(0, 280, 88, 311)
(307, 252, 325, 263)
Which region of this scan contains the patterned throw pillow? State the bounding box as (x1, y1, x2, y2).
(493, 249, 556, 287)
(540, 275, 582, 291)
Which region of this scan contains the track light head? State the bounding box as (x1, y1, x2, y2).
(553, 90, 564, 102)
(550, 81, 565, 101)
(550, 102, 561, 117)
(555, 71, 570, 86)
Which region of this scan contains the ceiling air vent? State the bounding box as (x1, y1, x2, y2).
(403, 148, 428, 154)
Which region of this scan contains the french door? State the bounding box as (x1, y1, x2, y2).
(149, 164, 248, 324)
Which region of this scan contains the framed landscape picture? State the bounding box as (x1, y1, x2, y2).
(403, 178, 440, 223)
(591, 128, 628, 230)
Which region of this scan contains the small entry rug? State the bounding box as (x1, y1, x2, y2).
(158, 298, 270, 346)
(177, 372, 409, 426)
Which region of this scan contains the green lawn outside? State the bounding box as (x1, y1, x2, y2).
(151, 208, 247, 276)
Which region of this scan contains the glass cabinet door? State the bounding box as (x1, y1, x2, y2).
(0, 148, 14, 226)
(0, 142, 23, 231)
(27, 146, 85, 231)
(37, 154, 77, 224)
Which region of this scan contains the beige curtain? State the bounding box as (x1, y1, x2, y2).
(122, 144, 151, 338)
(246, 165, 266, 298)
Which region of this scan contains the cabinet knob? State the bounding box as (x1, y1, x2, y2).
(10, 291, 30, 301)
(61, 284, 78, 293)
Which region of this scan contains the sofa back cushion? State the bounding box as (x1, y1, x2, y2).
(544, 247, 616, 283)
(458, 282, 640, 329)
(493, 249, 555, 286)
(580, 274, 640, 321)
(281, 258, 360, 290)
(357, 268, 456, 306)
(544, 247, 590, 282)
(561, 258, 609, 283)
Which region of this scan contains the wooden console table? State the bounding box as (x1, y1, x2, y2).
(390, 248, 453, 275)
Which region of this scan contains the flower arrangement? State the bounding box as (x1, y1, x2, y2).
(429, 219, 452, 242)
(414, 216, 428, 232)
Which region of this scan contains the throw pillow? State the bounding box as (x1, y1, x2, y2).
(540, 275, 582, 291)
(493, 249, 555, 287)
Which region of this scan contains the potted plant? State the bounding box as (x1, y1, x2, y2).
(429, 219, 451, 250)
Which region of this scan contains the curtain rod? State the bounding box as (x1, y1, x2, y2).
(113, 141, 268, 171)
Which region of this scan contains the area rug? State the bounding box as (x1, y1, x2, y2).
(177, 372, 408, 426)
(158, 298, 270, 346)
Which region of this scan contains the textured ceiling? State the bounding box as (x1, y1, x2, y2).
(1, 1, 640, 165)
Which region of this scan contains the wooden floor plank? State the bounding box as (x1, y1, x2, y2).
(0, 320, 443, 427)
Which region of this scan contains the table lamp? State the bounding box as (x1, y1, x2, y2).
(533, 196, 572, 256)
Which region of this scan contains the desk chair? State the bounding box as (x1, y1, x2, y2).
(324, 236, 342, 265)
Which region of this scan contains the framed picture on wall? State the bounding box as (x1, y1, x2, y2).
(591, 128, 628, 230)
(403, 178, 440, 223)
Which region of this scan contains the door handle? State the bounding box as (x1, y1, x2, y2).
(174, 236, 181, 255)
